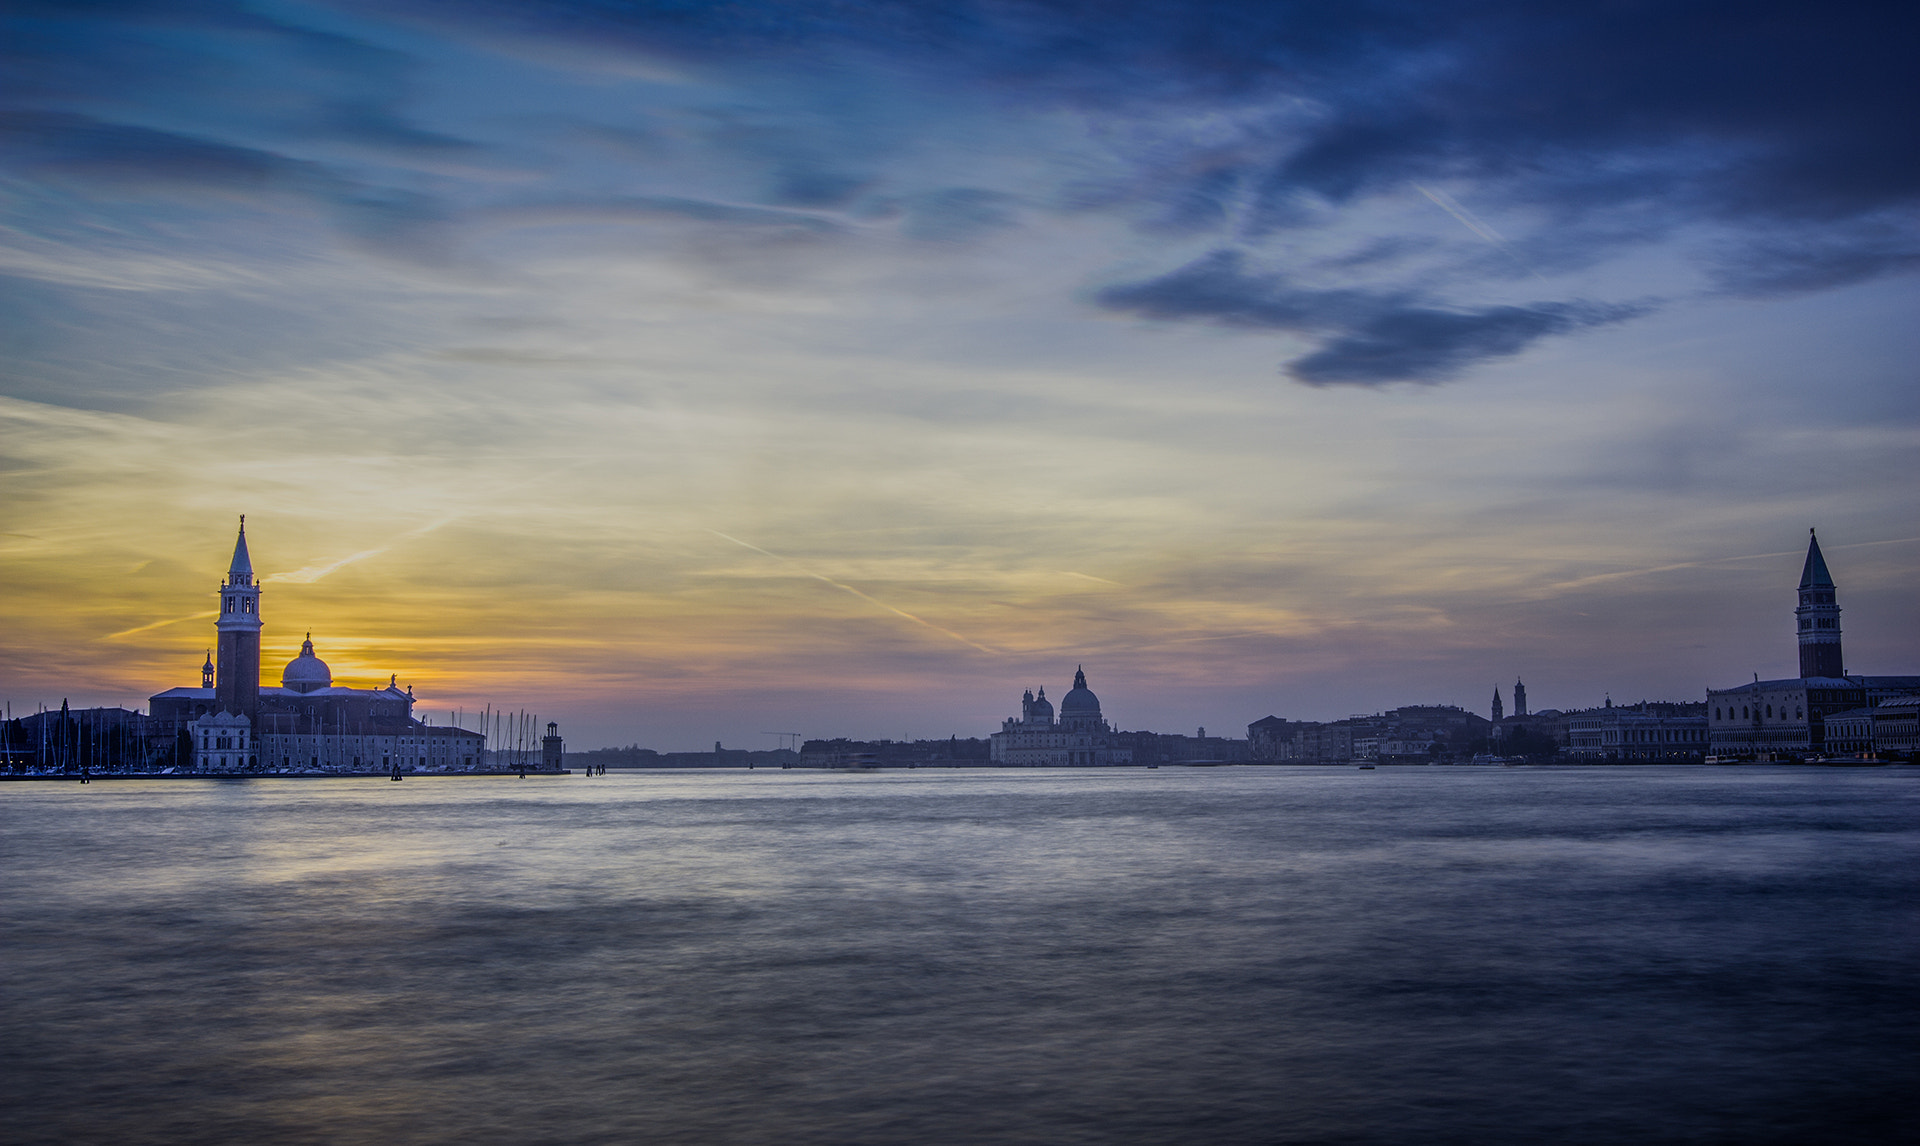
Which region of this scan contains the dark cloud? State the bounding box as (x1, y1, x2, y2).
(0, 110, 326, 194)
(0, 1, 473, 160)
(1707, 226, 1920, 297)
(1097, 250, 1647, 384)
(355, 1, 1920, 286)
(1287, 300, 1643, 386)
(0, 111, 453, 262)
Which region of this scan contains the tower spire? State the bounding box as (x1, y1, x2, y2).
(229, 515, 253, 579)
(1795, 529, 1843, 677)
(214, 516, 262, 722)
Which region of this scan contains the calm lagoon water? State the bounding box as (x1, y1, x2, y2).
(2, 766, 1915, 1144)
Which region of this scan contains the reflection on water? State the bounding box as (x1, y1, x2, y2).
(2, 768, 1915, 1144)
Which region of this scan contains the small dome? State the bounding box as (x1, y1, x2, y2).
(282, 634, 332, 693)
(1060, 666, 1101, 716)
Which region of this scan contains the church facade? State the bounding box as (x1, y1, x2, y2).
(989, 667, 1133, 766)
(149, 520, 486, 772)
(1706, 530, 1920, 759)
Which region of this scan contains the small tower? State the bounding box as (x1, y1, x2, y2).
(214, 516, 262, 723)
(1491, 687, 1504, 723)
(201, 651, 215, 689)
(1795, 528, 1844, 678)
(542, 722, 565, 771)
(1513, 679, 1529, 717)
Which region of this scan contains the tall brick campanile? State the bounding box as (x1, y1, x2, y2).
(1795, 528, 1844, 678)
(214, 516, 262, 722)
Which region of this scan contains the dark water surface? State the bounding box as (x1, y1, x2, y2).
(2, 767, 1915, 1144)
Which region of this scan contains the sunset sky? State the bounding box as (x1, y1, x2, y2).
(3, 1, 1916, 749)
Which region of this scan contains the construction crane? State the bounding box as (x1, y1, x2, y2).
(760, 732, 802, 752)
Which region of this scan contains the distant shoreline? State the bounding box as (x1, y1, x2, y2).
(0, 770, 571, 781)
(4, 761, 1905, 781)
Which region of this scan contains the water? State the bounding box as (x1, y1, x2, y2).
(2, 767, 1915, 1144)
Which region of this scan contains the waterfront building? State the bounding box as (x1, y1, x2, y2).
(1821, 694, 1920, 758)
(1490, 704, 1568, 750)
(990, 667, 1133, 765)
(1706, 531, 1920, 759)
(1564, 701, 1708, 761)
(148, 519, 487, 772)
(1249, 706, 1487, 763)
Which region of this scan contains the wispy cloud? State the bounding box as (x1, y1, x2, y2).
(709, 530, 997, 655)
(103, 611, 219, 641)
(268, 517, 460, 584)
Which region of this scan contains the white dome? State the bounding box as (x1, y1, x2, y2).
(282, 634, 332, 693)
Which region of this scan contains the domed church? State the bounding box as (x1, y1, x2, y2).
(991, 667, 1133, 766)
(149, 519, 486, 772)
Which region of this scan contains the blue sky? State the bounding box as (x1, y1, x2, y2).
(3, 1, 1916, 748)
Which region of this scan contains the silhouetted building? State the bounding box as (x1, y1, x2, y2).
(1795, 529, 1843, 677)
(1565, 702, 1707, 761)
(1707, 531, 1920, 758)
(991, 667, 1132, 765)
(149, 520, 487, 772)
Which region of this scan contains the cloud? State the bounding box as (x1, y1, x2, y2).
(1096, 250, 1648, 384)
(1708, 225, 1920, 297)
(895, 188, 1021, 242)
(1287, 300, 1643, 386)
(0, 111, 454, 262)
(483, 196, 845, 236)
(354, 0, 1920, 294)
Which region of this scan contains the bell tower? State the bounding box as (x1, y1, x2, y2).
(214, 516, 262, 722)
(1795, 528, 1843, 678)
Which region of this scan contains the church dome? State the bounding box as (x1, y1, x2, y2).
(1060, 666, 1101, 717)
(282, 634, 332, 693)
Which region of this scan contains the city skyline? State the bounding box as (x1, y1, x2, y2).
(5, 516, 1911, 751)
(3, 2, 1917, 750)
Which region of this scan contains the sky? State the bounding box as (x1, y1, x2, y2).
(2, 0, 1916, 750)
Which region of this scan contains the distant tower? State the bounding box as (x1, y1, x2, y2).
(214, 517, 261, 723)
(543, 723, 565, 771)
(1513, 679, 1528, 717)
(1491, 687, 1504, 722)
(1796, 528, 1844, 678)
(201, 651, 215, 689)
